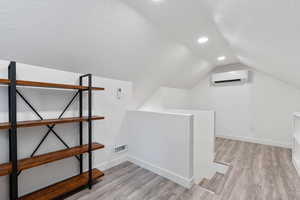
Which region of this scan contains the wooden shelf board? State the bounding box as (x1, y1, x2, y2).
(0, 116, 104, 130)
(0, 78, 10, 84)
(19, 168, 104, 200)
(0, 143, 104, 176)
(0, 79, 104, 90)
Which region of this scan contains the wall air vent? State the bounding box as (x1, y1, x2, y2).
(114, 145, 128, 153)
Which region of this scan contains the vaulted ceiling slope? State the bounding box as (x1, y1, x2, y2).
(0, 0, 216, 107)
(125, 0, 300, 89)
(123, 0, 238, 66)
(210, 0, 300, 88)
(0, 0, 215, 87)
(1, 0, 298, 107)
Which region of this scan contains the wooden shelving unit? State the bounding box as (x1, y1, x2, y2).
(0, 143, 104, 176)
(0, 78, 105, 90)
(0, 116, 104, 130)
(1, 61, 105, 200)
(19, 169, 104, 200)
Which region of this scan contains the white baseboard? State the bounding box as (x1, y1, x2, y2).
(293, 157, 300, 177)
(217, 134, 291, 149)
(95, 155, 128, 171)
(127, 156, 193, 189)
(94, 155, 194, 189)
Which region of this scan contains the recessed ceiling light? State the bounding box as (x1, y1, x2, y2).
(152, 0, 163, 3)
(218, 56, 226, 61)
(197, 37, 208, 44)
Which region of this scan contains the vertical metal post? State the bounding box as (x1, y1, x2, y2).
(79, 77, 83, 174)
(8, 61, 18, 200)
(88, 74, 93, 189)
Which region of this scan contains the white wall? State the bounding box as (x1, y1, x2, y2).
(139, 63, 300, 149)
(164, 109, 216, 183)
(0, 60, 132, 199)
(140, 87, 190, 111)
(124, 110, 193, 188)
(189, 64, 300, 148)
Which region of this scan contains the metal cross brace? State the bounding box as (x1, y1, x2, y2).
(16, 89, 81, 176)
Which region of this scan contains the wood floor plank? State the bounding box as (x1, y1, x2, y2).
(102, 169, 157, 200)
(127, 176, 167, 200)
(76, 165, 142, 200)
(66, 138, 300, 200)
(199, 178, 212, 192)
(147, 181, 179, 200)
(207, 172, 225, 194)
(98, 168, 150, 199)
(65, 164, 139, 200)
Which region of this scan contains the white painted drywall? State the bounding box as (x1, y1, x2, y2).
(189, 64, 300, 148)
(0, 60, 132, 199)
(124, 110, 193, 188)
(164, 109, 216, 183)
(143, 64, 300, 149)
(140, 87, 190, 111)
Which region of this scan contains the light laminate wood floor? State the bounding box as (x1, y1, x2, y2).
(67, 138, 300, 200)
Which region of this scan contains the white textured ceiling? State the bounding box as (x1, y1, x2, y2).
(210, 0, 300, 88)
(0, 0, 213, 87)
(0, 0, 299, 100)
(123, 0, 238, 66)
(125, 0, 300, 88)
(0, 0, 216, 107)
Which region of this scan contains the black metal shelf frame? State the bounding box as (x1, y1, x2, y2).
(6, 61, 96, 200)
